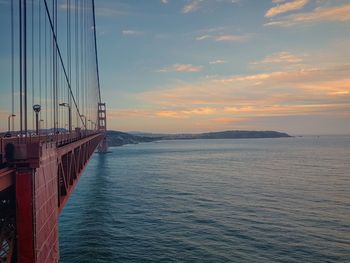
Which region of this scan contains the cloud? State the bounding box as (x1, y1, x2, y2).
(266, 3, 350, 26)
(142, 64, 350, 117)
(108, 107, 216, 120)
(156, 107, 216, 118)
(182, 0, 203, 14)
(251, 52, 303, 65)
(215, 34, 246, 42)
(196, 35, 211, 40)
(161, 0, 169, 4)
(157, 64, 203, 73)
(196, 34, 247, 42)
(209, 59, 227, 65)
(105, 62, 350, 133)
(122, 30, 144, 36)
(265, 0, 309, 18)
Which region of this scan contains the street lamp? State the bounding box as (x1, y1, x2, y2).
(59, 102, 72, 133)
(33, 104, 41, 135)
(8, 114, 16, 133)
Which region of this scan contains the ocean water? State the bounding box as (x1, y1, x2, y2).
(59, 136, 350, 262)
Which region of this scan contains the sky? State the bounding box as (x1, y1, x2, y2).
(1, 0, 350, 135)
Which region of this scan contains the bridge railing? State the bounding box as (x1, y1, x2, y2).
(0, 130, 101, 166)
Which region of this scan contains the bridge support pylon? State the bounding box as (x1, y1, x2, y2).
(97, 103, 108, 153)
(1, 132, 104, 262)
(15, 144, 59, 263)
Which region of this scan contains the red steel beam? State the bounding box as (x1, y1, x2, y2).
(0, 168, 15, 192)
(16, 169, 35, 263)
(57, 133, 103, 214)
(2, 132, 104, 262)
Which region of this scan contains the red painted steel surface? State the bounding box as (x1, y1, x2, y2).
(57, 133, 103, 213)
(0, 168, 15, 192)
(0, 132, 104, 262)
(97, 103, 108, 152)
(16, 169, 35, 263)
(34, 146, 59, 263)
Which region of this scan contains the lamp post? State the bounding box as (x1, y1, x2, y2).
(33, 104, 41, 135)
(8, 114, 16, 133)
(59, 102, 72, 133)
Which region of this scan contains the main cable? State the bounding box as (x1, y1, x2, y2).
(92, 0, 101, 104)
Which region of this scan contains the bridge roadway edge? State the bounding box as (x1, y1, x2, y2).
(1, 133, 104, 262)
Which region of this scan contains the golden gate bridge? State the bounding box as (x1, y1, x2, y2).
(0, 0, 107, 262)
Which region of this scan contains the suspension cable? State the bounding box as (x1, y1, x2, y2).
(92, 0, 102, 104)
(11, 0, 14, 131)
(43, 0, 86, 128)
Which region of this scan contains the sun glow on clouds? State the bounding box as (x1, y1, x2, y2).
(266, 3, 350, 26)
(101, 1, 350, 133)
(265, 0, 309, 17)
(2, 1, 349, 134)
(108, 60, 350, 133)
(251, 52, 303, 65)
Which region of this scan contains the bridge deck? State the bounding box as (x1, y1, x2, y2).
(0, 132, 104, 262)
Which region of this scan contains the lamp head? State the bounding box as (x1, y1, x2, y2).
(33, 104, 41, 113)
(59, 102, 69, 107)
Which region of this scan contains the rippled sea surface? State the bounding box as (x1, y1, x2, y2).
(59, 136, 350, 262)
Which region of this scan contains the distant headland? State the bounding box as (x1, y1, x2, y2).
(107, 130, 291, 147)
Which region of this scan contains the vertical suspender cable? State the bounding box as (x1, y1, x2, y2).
(11, 0, 14, 131)
(55, 0, 57, 133)
(24, 0, 28, 135)
(45, 8, 48, 131)
(75, 0, 79, 126)
(80, 0, 84, 122)
(19, 0, 23, 135)
(53, 0, 56, 134)
(39, 0, 42, 126)
(32, 0, 35, 130)
(42, 0, 86, 127)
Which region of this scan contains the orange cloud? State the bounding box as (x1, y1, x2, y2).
(141, 64, 350, 117)
(157, 64, 203, 73)
(156, 107, 217, 119)
(266, 3, 350, 26)
(251, 51, 303, 65)
(265, 0, 309, 18)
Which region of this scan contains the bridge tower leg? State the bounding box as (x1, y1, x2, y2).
(15, 144, 59, 263)
(97, 103, 108, 152)
(16, 168, 35, 263)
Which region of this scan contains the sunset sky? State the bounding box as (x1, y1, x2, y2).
(1, 0, 350, 134)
